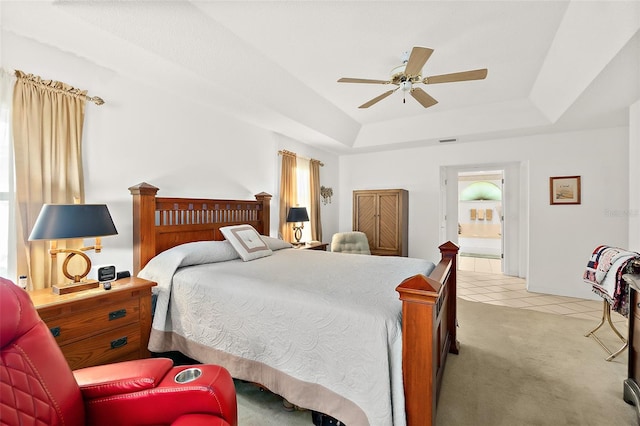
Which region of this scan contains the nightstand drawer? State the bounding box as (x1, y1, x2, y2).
(61, 323, 141, 370)
(45, 299, 140, 346)
(29, 277, 156, 369)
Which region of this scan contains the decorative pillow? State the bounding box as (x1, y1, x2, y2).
(220, 225, 273, 261)
(261, 236, 294, 251)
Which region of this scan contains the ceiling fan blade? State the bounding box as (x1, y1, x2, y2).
(411, 88, 438, 108)
(423, 68, 488, 84)
(404, 47, 434, 77)
(359, 89, 398, 109)
(338, 77, 391, 84)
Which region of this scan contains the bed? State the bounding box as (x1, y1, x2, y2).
(129, 182, 459, 426)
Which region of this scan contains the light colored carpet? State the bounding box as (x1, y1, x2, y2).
(235, 379, 312, 424)
(436, 299, 635, 426)
(236, 298, 637, 425)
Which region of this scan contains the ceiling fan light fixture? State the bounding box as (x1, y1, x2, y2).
(400, 80, 412, 92)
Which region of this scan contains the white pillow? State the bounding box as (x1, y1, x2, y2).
(220, 224, 273, 261)
(177, 240, 240, 266)
(261, 236, 294, 251)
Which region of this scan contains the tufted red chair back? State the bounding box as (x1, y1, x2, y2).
(0, 277, 85, 426)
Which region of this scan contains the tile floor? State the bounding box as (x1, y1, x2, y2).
(457, 256, 627, 328)
(458, 254, 503, 275)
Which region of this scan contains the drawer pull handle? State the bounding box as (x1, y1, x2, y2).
(109, 309, 127, 321)
(110, 336, 128, 349)
(50, 327, 61, 337)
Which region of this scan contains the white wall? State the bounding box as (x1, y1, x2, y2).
(2, 32, 340, 276)
(340, 127, 629, 300)
(630, 99, 640, 251)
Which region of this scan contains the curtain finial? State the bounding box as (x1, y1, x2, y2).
(88, 96, 104, 106)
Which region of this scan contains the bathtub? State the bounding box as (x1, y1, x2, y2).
(458, 222, 502, 258)
(458, 230, 502, 258)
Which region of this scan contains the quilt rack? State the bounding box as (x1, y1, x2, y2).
(584, 298, 629, 361)
(583, 246, 640, 361)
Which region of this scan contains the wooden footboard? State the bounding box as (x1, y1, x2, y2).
(397, 241, 459, 426)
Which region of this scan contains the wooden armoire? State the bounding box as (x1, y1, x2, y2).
(352, 189, 408, 256)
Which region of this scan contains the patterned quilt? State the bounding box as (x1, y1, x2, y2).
(139, 238, 435, 426)
(583, 245, 640, 317)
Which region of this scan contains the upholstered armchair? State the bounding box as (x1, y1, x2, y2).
(0, 277, 237, 426)
(330, 231, 371, 255)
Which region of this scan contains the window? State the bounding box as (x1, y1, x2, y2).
(295, 158, 312, 242)
(0, 70, 14, 279)
(279, 149, 320, 244)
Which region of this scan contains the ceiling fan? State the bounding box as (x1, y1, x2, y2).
(338, 46, 488, 109)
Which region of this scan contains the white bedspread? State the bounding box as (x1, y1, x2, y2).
(139, 241, 435, 426)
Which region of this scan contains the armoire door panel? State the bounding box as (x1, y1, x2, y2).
(378, 193, 400, 251)
(378, 222, 398, 251)
(353, 193, 377, 248)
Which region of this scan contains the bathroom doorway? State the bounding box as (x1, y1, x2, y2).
(457, 170, 504, 273)
(441, 162, 525, 278)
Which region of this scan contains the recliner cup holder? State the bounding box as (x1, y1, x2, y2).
(174, 367, 202, 384)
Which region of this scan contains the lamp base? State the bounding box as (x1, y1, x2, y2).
(293, 226, 303, 244)
(52, 279, 99, 295)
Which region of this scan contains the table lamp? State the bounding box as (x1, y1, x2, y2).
(286, 207, 309, 244)
(28, 204, 118, 294)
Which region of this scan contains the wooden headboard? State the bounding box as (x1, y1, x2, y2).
(129, 182, 272, 275)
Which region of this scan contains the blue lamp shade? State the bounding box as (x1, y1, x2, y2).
(29, 204, 118, 241)
(286, 207, 309, 223)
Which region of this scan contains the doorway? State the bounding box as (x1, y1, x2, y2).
(457, 170, 503, 273)
(441, 162, 526, 278)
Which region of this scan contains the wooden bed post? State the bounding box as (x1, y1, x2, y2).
(397, 274, 441, 426)
(439, 240, 460, 354)
(254, 192, 272, 236)
(129, 182, 159, 276)
(396, 241, 459, 426)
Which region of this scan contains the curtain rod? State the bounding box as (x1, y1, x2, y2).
(14, 69, 105, 106)
(278, 150, 324, 167)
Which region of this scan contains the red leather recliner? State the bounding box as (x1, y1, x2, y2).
(0, 277, 237, 426)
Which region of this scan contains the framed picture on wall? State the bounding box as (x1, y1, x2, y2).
(549, 175, 581, 205)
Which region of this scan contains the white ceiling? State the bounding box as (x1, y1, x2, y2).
(2, 1, 639, 154)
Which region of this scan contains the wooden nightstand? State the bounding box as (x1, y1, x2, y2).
(296, 242, 328, 251)
(28, 277, 157, 370)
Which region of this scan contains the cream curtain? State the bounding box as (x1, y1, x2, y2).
(309, 159, 322, 242)
(279, 151, 297, 243)
(12, 70, 87, 290)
